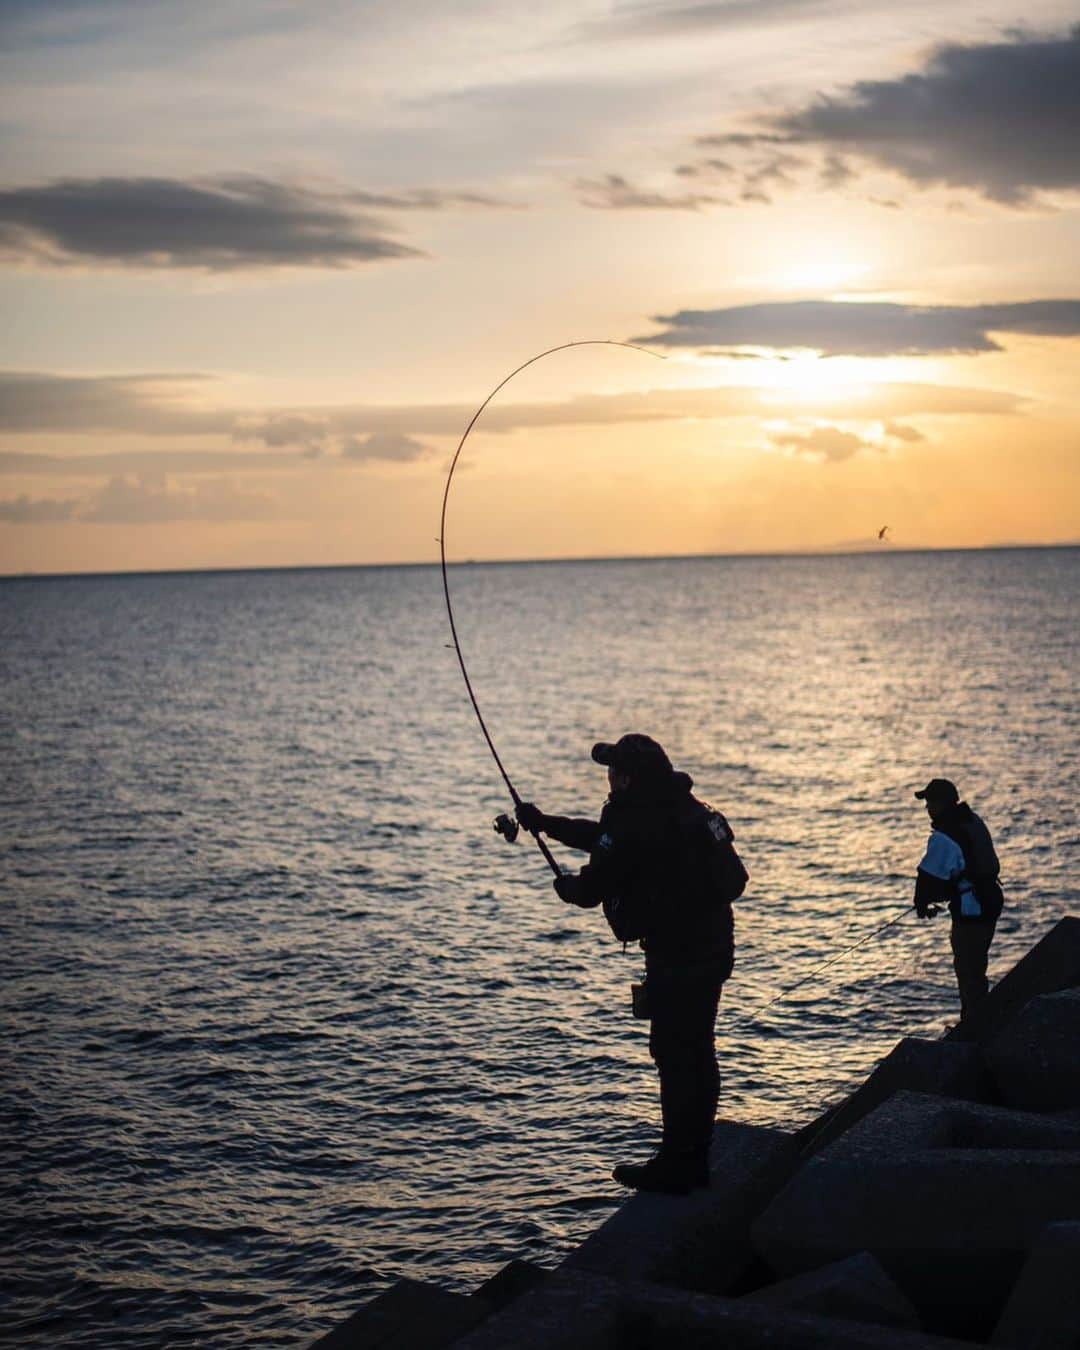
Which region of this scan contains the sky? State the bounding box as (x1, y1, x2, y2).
(1, 0, 1079, 574)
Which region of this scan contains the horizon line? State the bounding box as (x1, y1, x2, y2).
(2, 539, 1078, 584)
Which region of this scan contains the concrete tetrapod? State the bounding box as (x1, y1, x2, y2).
(751, 1091, 1080, 1341)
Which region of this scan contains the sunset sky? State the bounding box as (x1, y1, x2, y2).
(2, 0, 1078, 574)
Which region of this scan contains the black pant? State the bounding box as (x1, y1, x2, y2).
(647, 962, 725, 1163)
(950, 917, 997, 1019)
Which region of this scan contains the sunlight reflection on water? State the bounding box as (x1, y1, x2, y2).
(1, 549, 1077, 1346)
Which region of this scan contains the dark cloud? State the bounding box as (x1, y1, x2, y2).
(0, 175, 425, 270)
(0, 492, 78, 522)
(575, 174, 725, 210)
(341, 432, 432, 462)
(636, 298, 1080, 356)
(773, 26, 1080, 203)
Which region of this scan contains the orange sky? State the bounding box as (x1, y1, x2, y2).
(2, 3, 1078, 573)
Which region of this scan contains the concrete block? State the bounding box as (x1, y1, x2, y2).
(740, 1251, 922, 1330)
(624, 1279, 974, 1349)
(992, 1222, 1080, 1347)
(797, 1038, 991, 1158)
(752, 1091, 1080, 1341)
(560, 1119, 798, 1295)
(471, 1258, 547, 1312)
(449, 1270, 623, 1350)
(985, 989, 1080, 1110)
(454, 1269, 975, 1350)
(947, 916, 1080, 1046)
(308, 1277, 490, 1350)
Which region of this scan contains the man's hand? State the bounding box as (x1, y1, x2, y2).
(553, 872, 583, 905)
(915, 902, 941, 919)
(516, 801, 546, 834)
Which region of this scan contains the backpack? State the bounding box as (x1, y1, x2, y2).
(694, 802, 749, 903)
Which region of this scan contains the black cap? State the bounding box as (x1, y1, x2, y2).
(591, 733, 673, 779)
(914, 778, 959, 804)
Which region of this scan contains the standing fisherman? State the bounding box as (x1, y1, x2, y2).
(912, 778, 1005, 1020)
(516, 734, 746, 1195)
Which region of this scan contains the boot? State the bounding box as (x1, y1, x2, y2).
(612, 1152, 709, 1195)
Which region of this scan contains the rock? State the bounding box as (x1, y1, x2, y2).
(559, 1120, 797, 1295)
(739, 1251, 921, 1329)
(985, 988, 1080, 1110)
(947, 916, 1080, 1046)
(752, 1090, 1080, 1340)
(449, 1269, 620, 1350)
(308, 1277, 490, 1349)
(797, 1038, 990, 1158)
(471, 1258, 548, 1313)
(454, 1269, 974, 1349)
(991, 1221, 1080, 1347)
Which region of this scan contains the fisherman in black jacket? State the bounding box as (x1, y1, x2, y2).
(912, 777, 1004, 1020)
(517, 734, 743, 1195)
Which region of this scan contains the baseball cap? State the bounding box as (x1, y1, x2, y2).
(591, 733, 673, 779)
(914, 778, 959, 804)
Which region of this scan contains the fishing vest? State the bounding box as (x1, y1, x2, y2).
(934, 807, 1003, 922)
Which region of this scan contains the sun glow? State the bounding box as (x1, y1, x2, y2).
(778, 260, 870, 291)
(750, 353, 875, 404)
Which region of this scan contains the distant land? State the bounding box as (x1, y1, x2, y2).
(2, 541, 1077, 584)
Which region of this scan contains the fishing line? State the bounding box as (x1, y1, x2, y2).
(722, 901, 921, 1033)
(439, 339, 665, 876)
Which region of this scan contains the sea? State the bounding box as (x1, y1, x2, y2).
(2, 547, 1077, 1347)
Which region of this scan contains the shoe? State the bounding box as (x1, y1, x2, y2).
(612, 1154, 709, 1195)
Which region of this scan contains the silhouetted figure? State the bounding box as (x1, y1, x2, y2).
(517, 734, 746, 1195)
(912, 778, 1004, 1019)
(878, 525, 890, 540)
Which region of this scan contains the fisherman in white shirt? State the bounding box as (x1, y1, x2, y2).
(912, 778, 1005, 1020)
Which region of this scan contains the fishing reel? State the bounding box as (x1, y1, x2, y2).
(493, 813, 520, 844)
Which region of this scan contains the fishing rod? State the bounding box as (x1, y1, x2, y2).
(722, 900, 931, 1033)
(439, 340, 664, 876)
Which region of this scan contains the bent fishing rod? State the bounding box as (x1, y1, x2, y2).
(439, 340, 664, 876)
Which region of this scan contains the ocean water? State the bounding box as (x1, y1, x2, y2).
(2, 548, 1077, 1347)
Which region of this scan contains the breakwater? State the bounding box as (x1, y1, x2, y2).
(310, 915, 1080, 1349)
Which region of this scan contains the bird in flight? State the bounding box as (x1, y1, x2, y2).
(878, 525, 890, 541)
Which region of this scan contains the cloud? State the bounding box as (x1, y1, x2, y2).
(773, 26, 1080, 204)
(0, 367, 1025, 462)
(769, 424, 872, 462)
(0, 472, 277, 524)
(0, 448, 312, 476)
(79, 475, 276, 524)
(0, 492, 78, 522)
(575, 174, 725, 210)
(0, 175, 427, 271)
(572, 0, 844, 41)
(884, 421, 924, 443)
(234, 414, 329, 453)
(635, 298, 1080, 356)
(345, 188, 512, 211)
(341, 432, 432, 462)
(0, 372, 222, 433)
